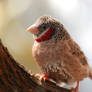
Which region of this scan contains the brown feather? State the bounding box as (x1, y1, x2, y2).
(31, 15, 92, 87)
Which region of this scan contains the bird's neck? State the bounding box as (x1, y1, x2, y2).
(35, 28, 55, 42)
(35, 26, 70, 43)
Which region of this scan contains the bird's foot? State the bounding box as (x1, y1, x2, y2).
(71, 81, 79, 92)
(40, 74, 49, 81)
(35, 74, 56, 84)
(35, 74, 49, 80)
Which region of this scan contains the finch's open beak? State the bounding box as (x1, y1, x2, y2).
(26, 24, 38, 34)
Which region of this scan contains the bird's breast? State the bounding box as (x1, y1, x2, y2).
(32, 41, 62, 66)
(32, 41, 68, 73)
(32, 41, 74, 83)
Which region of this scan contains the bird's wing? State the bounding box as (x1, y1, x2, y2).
(60, 39, 89, 80)
(67, 39, 88, 66)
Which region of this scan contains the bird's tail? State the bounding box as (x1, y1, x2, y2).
(89, 67, 92, 79)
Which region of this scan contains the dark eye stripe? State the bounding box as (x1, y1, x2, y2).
(38, 23, 48, 33)
(41, 24, 47, 30)
(42, 25, 47, 30)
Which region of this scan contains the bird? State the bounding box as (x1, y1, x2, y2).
(26, 15, 92, 92)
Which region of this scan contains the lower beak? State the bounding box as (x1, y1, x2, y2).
(26, 24, 38, 34)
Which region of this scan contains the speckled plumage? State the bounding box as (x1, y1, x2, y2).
(32, 39, 89, 84)
(28, 15, 92, 88)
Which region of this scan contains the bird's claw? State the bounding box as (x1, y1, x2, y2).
(40, 74, 49, 81)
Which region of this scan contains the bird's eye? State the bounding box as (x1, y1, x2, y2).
(42, 25, 47, 30)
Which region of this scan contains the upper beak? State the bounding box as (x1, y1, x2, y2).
(26, 24, 38, 34)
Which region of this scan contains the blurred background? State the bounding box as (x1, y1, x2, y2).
(0, 0, 92, 91)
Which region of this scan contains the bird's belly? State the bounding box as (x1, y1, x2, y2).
(43, 62, 74, 84)
(32, 43, 74, 83)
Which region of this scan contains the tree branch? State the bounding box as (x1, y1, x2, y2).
(0, 40, 71, 92)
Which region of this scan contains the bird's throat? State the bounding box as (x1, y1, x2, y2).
(35, 28, 55, 42)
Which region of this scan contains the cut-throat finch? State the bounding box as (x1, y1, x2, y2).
(26, 15, 92, 92)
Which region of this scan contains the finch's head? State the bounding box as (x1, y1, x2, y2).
(26, 15, 64, 42)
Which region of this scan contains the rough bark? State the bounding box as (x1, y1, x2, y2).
(0, 40, 71, 92)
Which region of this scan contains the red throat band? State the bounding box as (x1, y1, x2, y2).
(35, 28, 55, 42)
